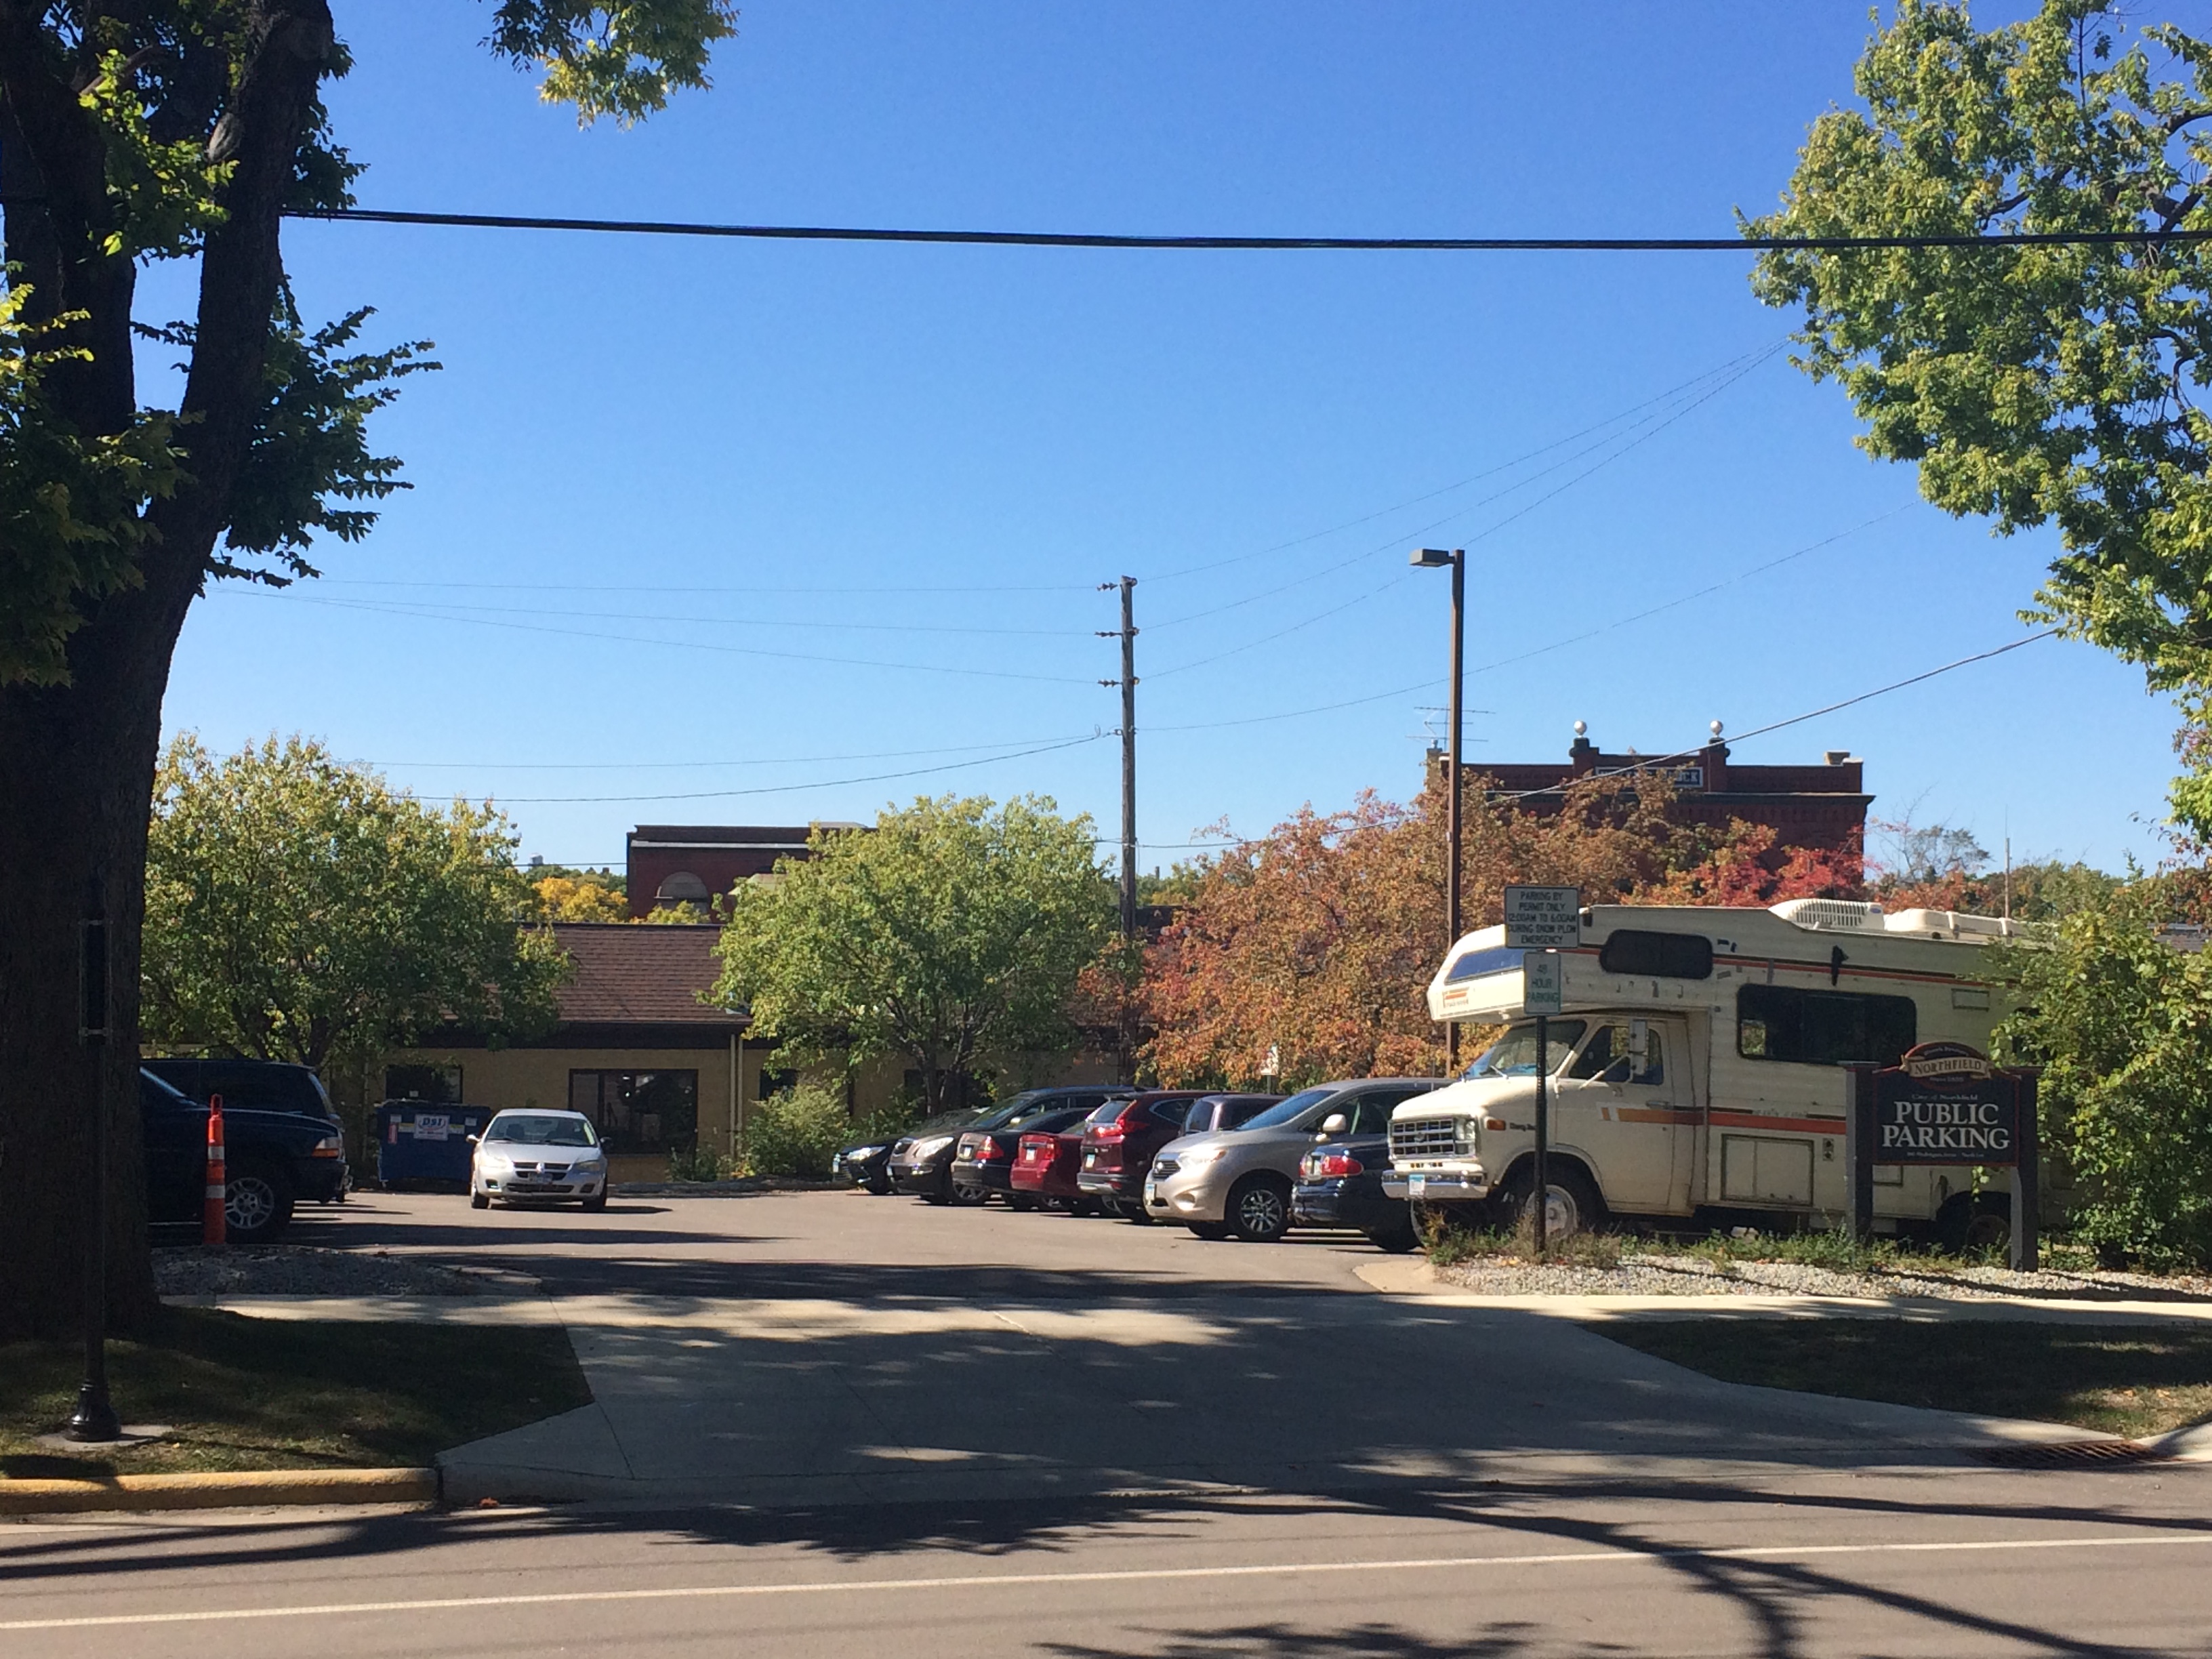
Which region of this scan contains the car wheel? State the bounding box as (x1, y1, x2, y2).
(470, 1191, 490, 1210)
(1008, 1194, 1039, 1212)
(865, 1176, 894, 1195)
(1118, 1200, 1155, 1225)
(1187, 1222, 1230, 1241)
(1071, 1197, 1103, 1218)
(951, 1183, 990, 1207)
(224, 1162, 294, 1245)
(1228, 1175, 1292, 1244)
(1938, 1192, 2010, 1254)
(920, 1193, 950, 1206)
(1364, 1225, 1420, 1254)
(581, 1191, 608, 1212)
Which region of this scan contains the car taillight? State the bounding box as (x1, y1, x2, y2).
(1313, 1153, 1362, 1179)
(977, 1139, 1010, 1161)
(1088, 1124, 1126, 1143)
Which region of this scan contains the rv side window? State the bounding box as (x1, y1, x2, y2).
(1570, 1025, 1664, 1086)
(1597, 930, 1713, 980)
(1736, 985, 1916, 1067)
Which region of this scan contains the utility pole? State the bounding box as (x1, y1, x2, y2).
(1411, 548, 1467, 1073)
(1100, 577, 1139, 1082)
(1100, 577, 1138, 943)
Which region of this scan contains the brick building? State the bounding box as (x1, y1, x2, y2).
(624, 823, 857, 918)
(1453, 725, 1871, 859)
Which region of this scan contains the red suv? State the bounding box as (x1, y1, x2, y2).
(1076, 1090, 1208, 1221)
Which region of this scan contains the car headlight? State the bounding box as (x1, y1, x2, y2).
(847, 1145, 884, 1161)
(571, 1150, 607, 1167)
(1174, 1145, 1225, 1168)
(912, 1135, 954, 1158)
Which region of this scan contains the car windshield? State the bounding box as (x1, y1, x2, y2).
(1465, 1021, 1588, 1078)
(1237, 1088, 1339, 1130)
(487, 1113, 598, 1147)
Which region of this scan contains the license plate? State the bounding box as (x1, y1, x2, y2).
(1143, 1179, 1158, 1204)
(1083, 1152, 1097, 1168)
(1408, 1174, 1427, 1197)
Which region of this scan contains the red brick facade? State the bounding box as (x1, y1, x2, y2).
(624, 825, 833, 918)
(1460, 733, 1870, 857)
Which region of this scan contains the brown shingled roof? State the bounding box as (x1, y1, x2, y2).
(550, 923, 739, 1027)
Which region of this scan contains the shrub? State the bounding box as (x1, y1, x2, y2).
(741, 1080, 851, 1180)
(666, 1145, 730, 1183)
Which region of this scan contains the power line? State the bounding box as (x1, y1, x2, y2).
(356, 733, 1103, 772)
(1490, 631, 2063, 801)
(231, 590, 1101, 685)
(323, 575, 1095, 595)
(493, 733, 1107, 804)
(1139, 342, 1782, 585)
(289, 206, 2212, 253)
(297, 594, 1091, 638)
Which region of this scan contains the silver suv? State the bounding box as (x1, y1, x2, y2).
(1145, 1078, 1441, 1242)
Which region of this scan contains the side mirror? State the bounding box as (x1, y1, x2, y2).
(1321, 1113, 1349, 1134)
(465, 1133, 479, 1145)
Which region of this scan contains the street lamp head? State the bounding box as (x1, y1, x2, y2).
(1409, 547, 1456, 568)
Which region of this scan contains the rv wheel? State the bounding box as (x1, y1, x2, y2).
(1502, 1162, 1605, 1242)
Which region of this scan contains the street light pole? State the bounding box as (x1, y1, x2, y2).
(1412, 548, 1466, 1074)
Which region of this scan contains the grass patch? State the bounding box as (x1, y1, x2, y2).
(1592, 1318, 2212, 1440)
(1426, 1214, 1624, 1269)
(0, 1307, 590, 1477)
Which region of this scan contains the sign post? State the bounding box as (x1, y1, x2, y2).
(67, 875, 121, 1443)
(1505, 889, 1578, 1258)
(1845, 1043, 2039, 1271)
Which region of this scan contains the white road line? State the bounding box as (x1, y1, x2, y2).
(5, 1532, 2209, 1631)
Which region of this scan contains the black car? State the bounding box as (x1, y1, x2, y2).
(950, 1103, 1098, 1205)
(1176, 1092, 1285, 1138)
(890, 1086, 1135, 1204)
(1293, 1126, 1419, 1252)
(140, 1069, 348, 1244)
(832, 1132, 901, 1195)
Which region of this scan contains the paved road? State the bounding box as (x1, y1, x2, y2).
(7, 1188, 2203, 1656)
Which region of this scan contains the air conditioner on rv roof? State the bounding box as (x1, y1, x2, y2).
(1769, 898, 1887, 932)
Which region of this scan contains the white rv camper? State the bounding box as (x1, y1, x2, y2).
(1384, 899, 2024, 1242)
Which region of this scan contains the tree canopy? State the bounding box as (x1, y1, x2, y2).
(1140, 771, 1860, 1090)
(710, 796, 1114, 1114)
(143, 734, 567, 1071)
(1748, 0, 2212, 836)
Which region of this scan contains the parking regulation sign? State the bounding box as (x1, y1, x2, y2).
(1504, 885, 1582, 948)
(1521, 950, 1564, 1015)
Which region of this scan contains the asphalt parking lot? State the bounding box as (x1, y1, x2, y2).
(13, 1187, 2198, 1659)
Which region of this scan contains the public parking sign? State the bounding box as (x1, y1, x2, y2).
(1503, 885, 1581, 948)
(1845, 1043, 2041, 1271)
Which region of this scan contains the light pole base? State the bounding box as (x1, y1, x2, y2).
(64, 1382, 122, 1443)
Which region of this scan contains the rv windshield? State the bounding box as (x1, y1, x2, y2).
(1465, 1021, 1586, 1078)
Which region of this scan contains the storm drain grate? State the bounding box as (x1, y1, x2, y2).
(1972, 1440, 2171, 1469)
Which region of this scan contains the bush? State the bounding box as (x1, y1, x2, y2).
(740, 1080, 851, 1180)
(1998, 883, 2212, 1268)
(665, 1145, 731, 1183)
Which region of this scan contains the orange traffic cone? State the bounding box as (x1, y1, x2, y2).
(203, 1092, 227, 1247)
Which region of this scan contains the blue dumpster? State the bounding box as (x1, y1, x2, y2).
(373, 1101, 492, 1191)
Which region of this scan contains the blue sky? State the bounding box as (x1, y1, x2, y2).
(152, 1, 2201, 876)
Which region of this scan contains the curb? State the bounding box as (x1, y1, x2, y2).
(0, 1467, 438, 1517)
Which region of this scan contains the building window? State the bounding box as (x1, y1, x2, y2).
(655, 872, 711, 904)
(568, 1070, 699, 1152)
(757, 1067, 798, 1099)
(1736, 985, 1916, 1067)
(385, 1064, 462, 1104)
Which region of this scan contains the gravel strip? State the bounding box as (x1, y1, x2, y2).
(613, 1178, 845, 1197)
(154, 1246, 500, 1298)
(1436, 1252, 2212, 1301)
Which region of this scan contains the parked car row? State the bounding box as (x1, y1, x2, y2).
(834, 1077, 1444, 1250)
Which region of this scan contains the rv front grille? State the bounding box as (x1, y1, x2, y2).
(1390, 1117, 1474, 1160)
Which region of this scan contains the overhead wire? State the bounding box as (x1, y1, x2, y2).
(491, 733, 1110, 804)
(359, 734, 1105, 773)
(289, 206, 2212, 253)
(230, 590, 1101, 684)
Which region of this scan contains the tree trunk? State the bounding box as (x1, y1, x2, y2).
(0, 575, 197, 1336)
(0, 0, 336, 1340)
